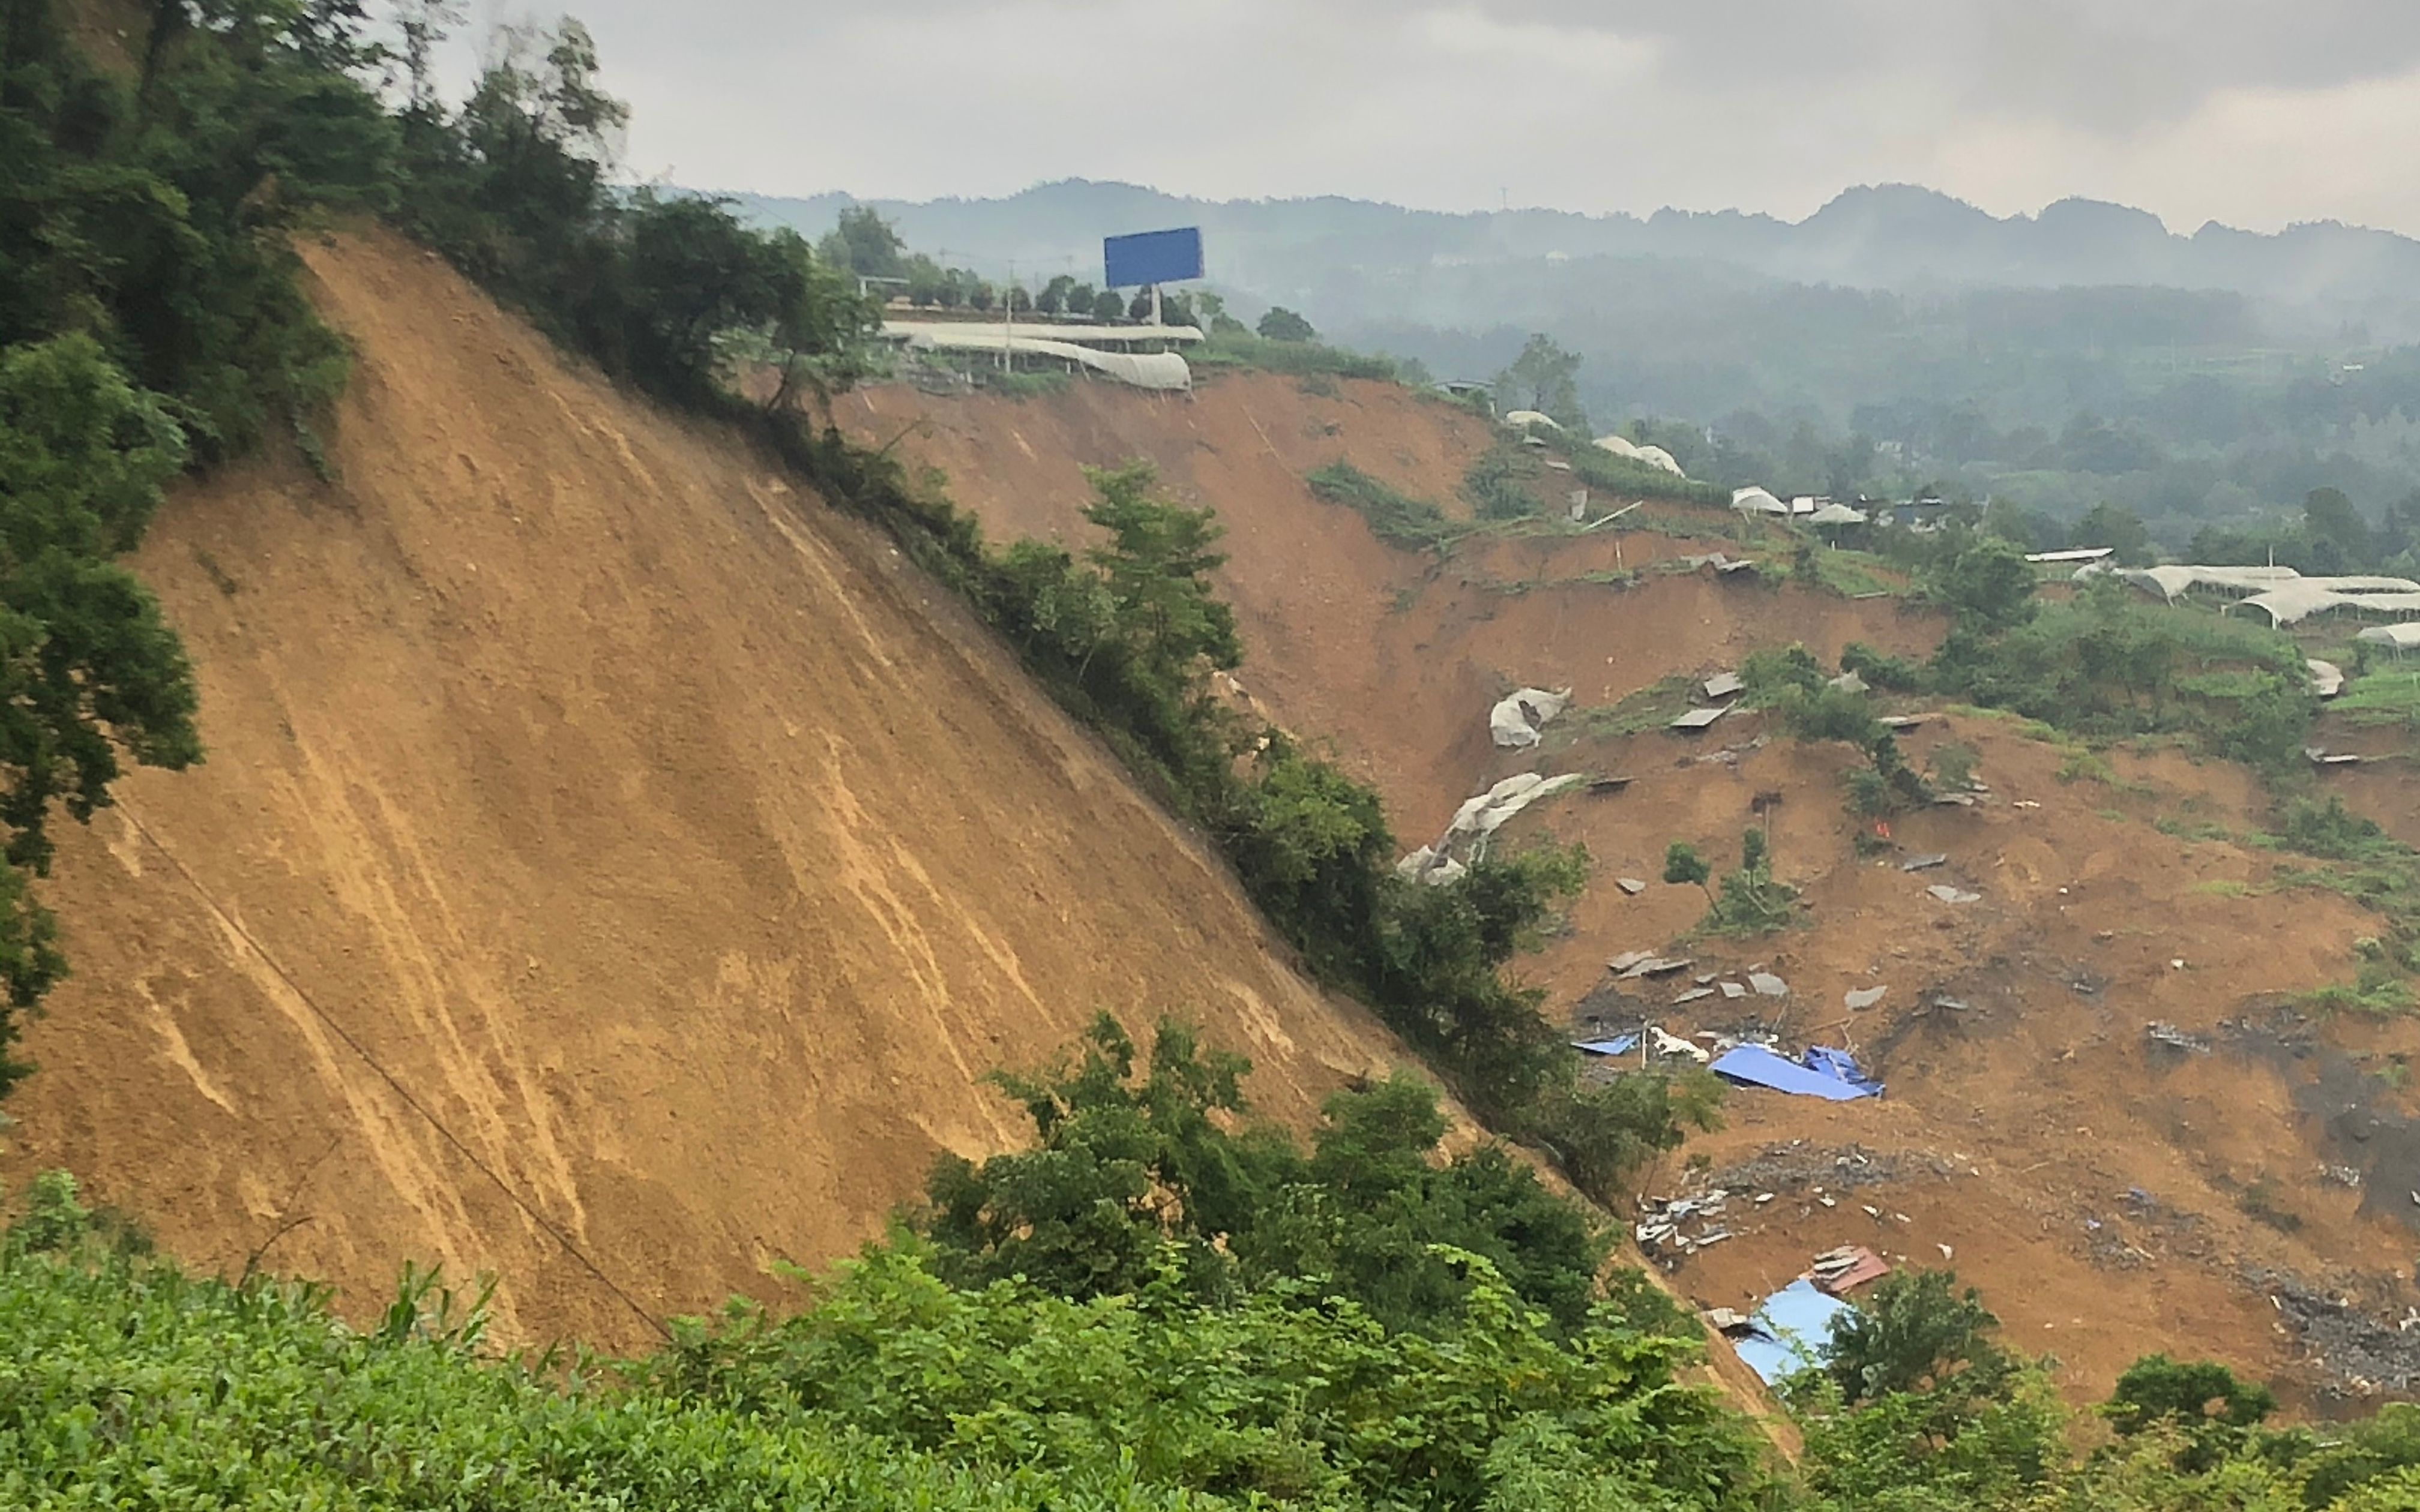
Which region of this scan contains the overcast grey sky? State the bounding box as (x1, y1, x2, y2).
(462, 1, 2420, 232)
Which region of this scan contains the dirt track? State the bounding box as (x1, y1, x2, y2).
(0, 232, 1415, 1348)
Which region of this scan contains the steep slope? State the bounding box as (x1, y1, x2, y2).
(837, 371, 2420, 1407)
(837, 376, 1938, 834)
(0, 230, 1413, 1348)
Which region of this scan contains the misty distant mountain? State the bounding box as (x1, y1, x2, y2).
(732, 179, 2420, 336)
(733, 180, 2420, 534)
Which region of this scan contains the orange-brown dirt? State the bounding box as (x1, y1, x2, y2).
(0, 232, 1422, 1350)
(837, 377, 1939, 834)
(842, 373, 2420, 1408)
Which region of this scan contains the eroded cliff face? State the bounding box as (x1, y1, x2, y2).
(3, 229, 1411, 1346)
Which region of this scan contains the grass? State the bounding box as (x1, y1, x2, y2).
(1304, 460, 1461, 550)
(2335, 667, 2420, 730)
(1807, 548, 1905, 599)
(2188, 878, 2255, 898)
(2296, 970, 2419, 1019)
(1559, 676, 1700, 742)
(1190, 332, 1403, 381)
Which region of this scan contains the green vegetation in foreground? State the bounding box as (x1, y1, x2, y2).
(1306, 460, 1461, 549)
(19, 1136, 2420, 1508)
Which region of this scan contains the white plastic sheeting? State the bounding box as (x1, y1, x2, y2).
(1594, 433, 1643, 458)
(1633, 445, 1685, 477)
(1502, 410, 1565, 431)
(1446, 772, 1586, 840)
(884, 320, 1202, 346)
(2309, 659, 2346, 698)
(892, 325, 1191, 391)
(1399, 772, 1584, 884)
(1490, 687, 1572, 749)
(2237, 586, 2420, 625)
(1731, 486, 1789, 515)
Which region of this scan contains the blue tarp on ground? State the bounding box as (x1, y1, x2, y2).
(1571, 1034, 1640, 1057)
(1709, 1043, 1883, 1101)
(1730, 1279, 1850, 1385)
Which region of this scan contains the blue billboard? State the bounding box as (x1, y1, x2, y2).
(1103, 227, 1204, 289)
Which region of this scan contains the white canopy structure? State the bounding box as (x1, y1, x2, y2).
(1502, 410, 1565, 431)
(2126, 565, 2304, 601)
(883, 322, 1193, 391)
(2027, 547, 2112, 563)
(2359, 623, 2420, 649)
(1731, 485, 1789, 516)
(1594, 433, 1643, 458)
(2233, 581, 2420, 626)
(1808, 502, 1868, 526)
(1633, 444, 1686, 477)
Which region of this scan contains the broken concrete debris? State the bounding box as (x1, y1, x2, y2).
(1749, 971, 1789, 998)
(1673, 986, 1715, 1005)
(1616, 877, 1647, 895)
(1490, 686, 1571, 749)
(1703, 671, 1745, 700)
(1900, 853, 1948, 872)
(1927, 883, 1981, 905)
(1718, 980, 1747, 1000)
(1844, 985, 1887, 1011)
(2145, 1021, 2212, 1054)
(1671, 705, 1730, 731)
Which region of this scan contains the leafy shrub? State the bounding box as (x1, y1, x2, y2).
(1307, 461, 1459, 550)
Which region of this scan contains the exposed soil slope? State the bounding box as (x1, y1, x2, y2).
(0, 232, 1414, 1348)
(838, 378, 1938, 834)
(840, 372, 2420, 1408)
(1509, 710, 2418, 1404)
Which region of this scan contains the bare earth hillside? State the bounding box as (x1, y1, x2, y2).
(0, 232, 1415, 1349)
(838, 377, 1939, 835)
(842, 371, 2420, 1408)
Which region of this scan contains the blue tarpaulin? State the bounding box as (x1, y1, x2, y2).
(1572, 1034, 1640, 1057)
(1730, 1279, 1850, 1385)
(1709, 1043, 1882, 1100)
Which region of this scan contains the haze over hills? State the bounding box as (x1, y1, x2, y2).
(745, 179, 2420, 541)
(740, 178, 2420, 316)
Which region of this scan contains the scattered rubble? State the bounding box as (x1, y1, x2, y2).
(2250, 1269, 2420, 1396)
(1810, 1244, 1892, 1295)
(2145, 1022, 2212, 1054)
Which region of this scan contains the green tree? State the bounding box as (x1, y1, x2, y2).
(815, 205, 905, 280)
(2107, 1354, 2275, 1433)
(2307, 485, 2376, 573)
(2070, 501, 2155, 566)
(1091, 287, 1127, 321)
(1931, 536, 2038, 630)
(0, 335, 207, 1094)
(1256, 306, 1317, 342)
(1082, 463, 1241, 681)
(1494, 334, 1585, 430)
(1826, 1268, 2011, 1403)
(1662, 841, 1711, 898)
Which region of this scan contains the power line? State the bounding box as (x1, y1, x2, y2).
(115, 805, 673, 1344)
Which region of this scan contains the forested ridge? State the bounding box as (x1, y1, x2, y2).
(11, 2, 2420, 1506)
